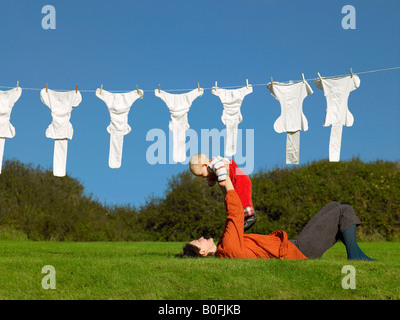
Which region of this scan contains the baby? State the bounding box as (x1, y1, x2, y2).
(189, 153, 257, 231)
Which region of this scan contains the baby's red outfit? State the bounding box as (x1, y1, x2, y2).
(208, 158, 255, 218)
(228, 160, 255, 217)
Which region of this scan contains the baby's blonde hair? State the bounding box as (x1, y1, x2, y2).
(189, 153, 210, 175)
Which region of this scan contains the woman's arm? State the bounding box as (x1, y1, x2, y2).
(224, 174, 234, 191)
(215, 174, 244, 258)
(218, 165, 233, 190)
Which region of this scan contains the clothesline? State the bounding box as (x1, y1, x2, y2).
(0, 66, 399, 93)
(0, 65, 396, 175)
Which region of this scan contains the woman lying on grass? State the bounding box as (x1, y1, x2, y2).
(180, 174, 375, 261)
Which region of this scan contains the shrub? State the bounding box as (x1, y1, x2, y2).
(0, 158, 398, 241)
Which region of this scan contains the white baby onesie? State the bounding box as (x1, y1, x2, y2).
(212, 86, 253, 157)
(41, 88, 82, 177)
(0, 87, 22, 173)
(96, 89, 143, 168)
(155, 88, 203, 163)
(314, 75, 360, 162)
(267, 80, 313, 164)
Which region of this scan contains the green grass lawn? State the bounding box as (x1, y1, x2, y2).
(0, 241, 399, 300)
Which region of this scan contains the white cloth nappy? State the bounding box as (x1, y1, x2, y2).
(155, 88, 203, 163)
(314, 74, 360, 162)
(41, 88, 82, 177)
(267, 80, 313, 164)
(212, 86, 253, 157)
(0, 87, 22, 173)
(96, 89, 143, 168)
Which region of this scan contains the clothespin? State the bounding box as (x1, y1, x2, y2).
(198, 82, 200, 92)
(270, 77, 274, 86)
(75, 84, 78, 93)
(318, 73, 322, 82)
(46, 83, 48, 93)
(302, 73, 305, 83)
(158, 84, 161, 93)
(350, 68, 353, 78)
(246, 79, 249, 88)
(16, 81, 19, 91)
(215, 81, 218, 90)
(137, 85, 140, 95)
(100, 84, 103, 94)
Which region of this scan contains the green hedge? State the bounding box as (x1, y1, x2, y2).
(0, 158, 399, 241)
(251, 158, 400, 240)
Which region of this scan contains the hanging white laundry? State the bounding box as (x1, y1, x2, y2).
(314, 74, 360, 162)
(41, 88, 82, 177)
(0, 87, 22, 173)
(95, 89, 143, 168)
(155, 88, 203, 163)
(267, 80, 313, 164)
(212, 86, 253, 157)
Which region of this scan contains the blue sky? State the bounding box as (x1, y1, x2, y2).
(0, 0, 399, 207)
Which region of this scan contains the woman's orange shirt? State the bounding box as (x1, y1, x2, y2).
(215, 190, 308, 260)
